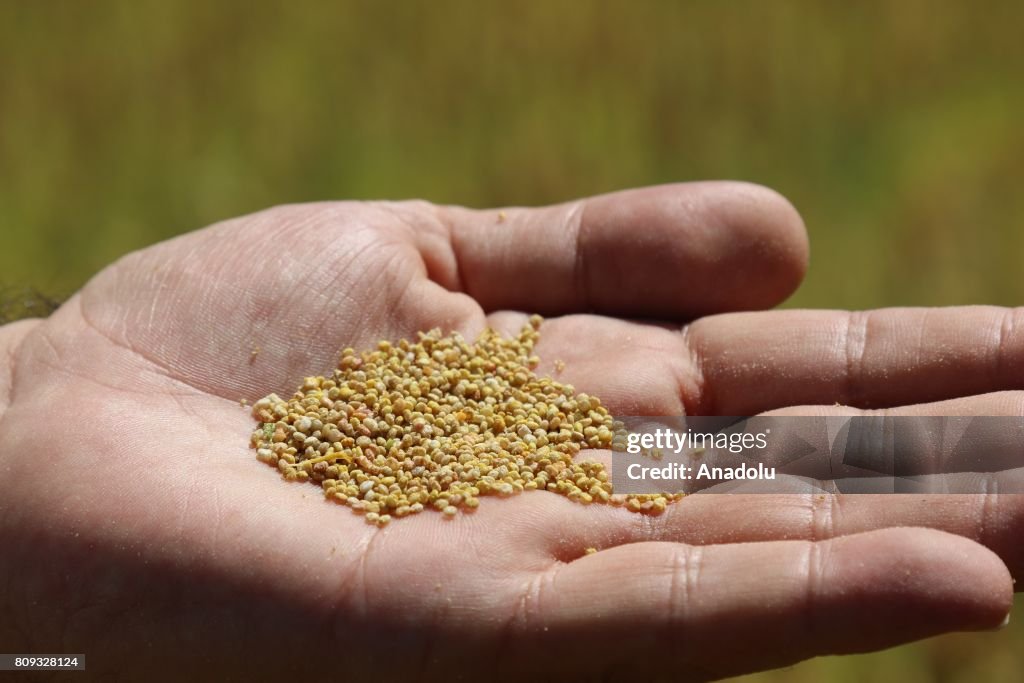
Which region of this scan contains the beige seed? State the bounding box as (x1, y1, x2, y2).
(250, 318, 681, 522)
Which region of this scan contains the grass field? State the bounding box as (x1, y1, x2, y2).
(2, 2, 1022, 679)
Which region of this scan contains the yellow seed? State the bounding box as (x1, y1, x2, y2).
(250, 317, 679, 521)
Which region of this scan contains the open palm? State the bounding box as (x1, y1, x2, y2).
(0, 183, 1018, 681)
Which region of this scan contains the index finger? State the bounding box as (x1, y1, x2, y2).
(688, 306, 1024, 414)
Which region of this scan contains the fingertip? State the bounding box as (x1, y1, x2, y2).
(923, 530, 1014, 631)
(577, 180, 811, 316)
(831, 527, 1013, 638)
(703, 181, 809, 310)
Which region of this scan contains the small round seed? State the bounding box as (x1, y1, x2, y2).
(250, 317, 681, 522)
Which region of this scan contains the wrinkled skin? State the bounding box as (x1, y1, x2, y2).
(0, 183, 1021, 681)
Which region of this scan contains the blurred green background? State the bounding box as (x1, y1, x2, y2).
(2, 1, 1022, 679)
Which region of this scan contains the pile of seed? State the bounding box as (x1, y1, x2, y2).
(250, 315, 678, 526)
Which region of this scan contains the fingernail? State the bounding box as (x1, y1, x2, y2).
(986, 612, 1011, 632)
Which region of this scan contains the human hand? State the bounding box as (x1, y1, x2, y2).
(0, 184, 1014, 681)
